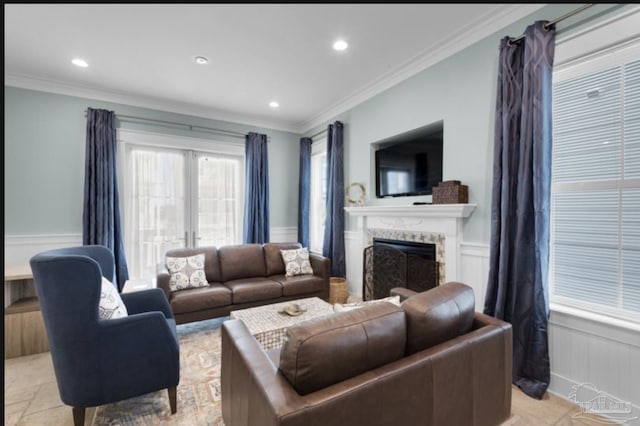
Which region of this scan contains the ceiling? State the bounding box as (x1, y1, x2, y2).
(5, 4, 545, 133)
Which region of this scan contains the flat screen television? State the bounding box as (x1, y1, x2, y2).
(375, 123, 443, 198)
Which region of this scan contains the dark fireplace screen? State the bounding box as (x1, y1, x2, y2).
(363, 243, 439, 301)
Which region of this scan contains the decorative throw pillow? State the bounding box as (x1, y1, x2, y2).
(280, 248, 314, 277)
(99, 277, 128, 320)
(166, 253, 208, 292)
(333, 295, 401, 313)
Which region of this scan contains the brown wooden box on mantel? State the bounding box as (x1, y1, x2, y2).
(432, 180, 469, 204)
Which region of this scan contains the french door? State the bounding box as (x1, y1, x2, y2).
(123, 142, 243, 282)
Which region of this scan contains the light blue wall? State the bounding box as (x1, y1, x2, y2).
(307, 4, 629, 243)
(5, 4, 629, 242)
(4, 87, 300, 235)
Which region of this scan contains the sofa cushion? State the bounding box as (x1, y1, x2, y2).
(279, 302, 406, 395)
(165, 246, 221, 283)
(402, 281, 475, 355)
(263, 242, 302, 276)
(169, 283, 231, 314)
(269, 274, 325, 297)
(166, 254, 208, 292)
(224, 278, 282, 304)
(218, 244, 266, 282)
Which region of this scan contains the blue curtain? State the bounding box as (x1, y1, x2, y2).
(298, 137, 312, 248)
(322, 122, 346, 277)
(82, 108, 129, 291)
(243, 132, 270, 244)
(484, 21, 556, 400)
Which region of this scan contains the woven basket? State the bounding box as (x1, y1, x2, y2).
(432, 180, 469, 204)
(329, 277, 349, 304)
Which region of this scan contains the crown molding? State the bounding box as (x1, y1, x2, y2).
(298, 4, 546, 133)
(4, 73, 301, 134)
(5, 4, 545, 136)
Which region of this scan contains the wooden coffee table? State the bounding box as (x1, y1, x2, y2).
(229, 297, 334, 350)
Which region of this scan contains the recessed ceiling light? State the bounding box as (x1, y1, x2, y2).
(333, 40, 348, 51)
(71, 58, 89, 68)
(195, 56, 208, 65)
(269, 101, 280, 108)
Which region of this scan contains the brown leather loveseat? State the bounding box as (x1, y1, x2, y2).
(221, 282, 513, 426)
(157, 242, 330, 324)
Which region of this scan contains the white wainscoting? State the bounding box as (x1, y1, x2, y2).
(5, 226, 298, 267)
(269, 227, 298, 244)
(5, 234, 83, 266)
(345, 230, 363, 296)
(456, 242, 640, 413)
(460, 242, 491, 311)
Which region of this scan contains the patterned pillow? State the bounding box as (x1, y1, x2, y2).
(99, 277, 128, 320)
(280, 248, 314, 277)
(166, 253, 208, 292)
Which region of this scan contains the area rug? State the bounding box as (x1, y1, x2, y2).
(92, 317, 528, 426)
(92, 317, 227, 426)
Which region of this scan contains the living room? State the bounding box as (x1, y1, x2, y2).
(5, 4, 640, 426)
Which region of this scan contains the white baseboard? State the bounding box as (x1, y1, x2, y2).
(549, 372, 640, 424)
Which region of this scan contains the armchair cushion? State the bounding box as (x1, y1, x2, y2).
(99, 277, 128, 320)
(166, 253, 208, 292)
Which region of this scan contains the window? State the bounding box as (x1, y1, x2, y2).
(550, 39, 640, 323)
(309, 138, 327, 254)
(119, 131, 244, 282)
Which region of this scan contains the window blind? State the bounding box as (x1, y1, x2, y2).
(551, 56, 640, 321)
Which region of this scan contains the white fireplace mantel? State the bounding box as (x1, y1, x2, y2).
(344, 204, 476, 297)
(345, 204, 476, 219)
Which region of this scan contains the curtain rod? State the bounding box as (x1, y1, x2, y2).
(509, 4, 595, 45)
(309, 128, 327, 140)
(84, 110, 269, 141)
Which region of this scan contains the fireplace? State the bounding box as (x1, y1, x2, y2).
(373, 238, 436, 260)
(345, 204, 476, 299)
(363, 239, 439, 301)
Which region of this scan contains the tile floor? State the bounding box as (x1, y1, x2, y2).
(5, 350, 614, 426)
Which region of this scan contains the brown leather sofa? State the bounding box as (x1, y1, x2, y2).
(221, 282, 513, 426)
(157, 242, 330, 324)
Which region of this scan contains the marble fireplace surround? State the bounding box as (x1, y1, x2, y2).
(345, 204, 476, 297)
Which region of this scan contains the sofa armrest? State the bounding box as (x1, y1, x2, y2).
(309, 253, 330, 301)
(390, 287, 417, 302)
(222, 319, 306, 426)
(156, 263, 172, 301)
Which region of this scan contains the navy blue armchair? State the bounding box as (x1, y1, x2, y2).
(29, 245, 180, 426)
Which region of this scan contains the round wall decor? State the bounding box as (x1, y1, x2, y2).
(346, 182, 366, 206)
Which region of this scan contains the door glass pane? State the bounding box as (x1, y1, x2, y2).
(309, 152, 327, 253)
(196, 154, 241, 247)
(126, 148, 186, 281)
